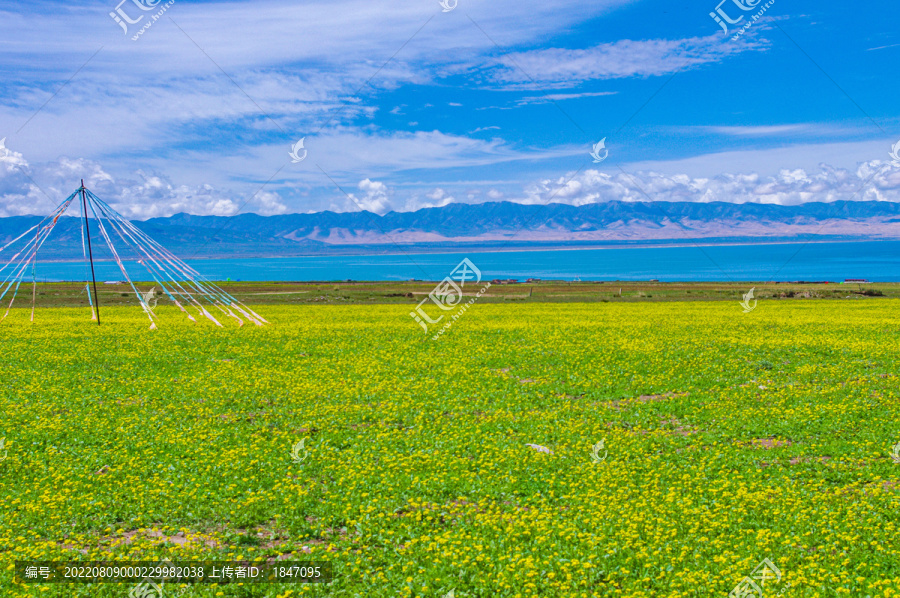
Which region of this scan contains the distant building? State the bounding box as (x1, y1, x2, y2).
(844, 279, 868, 283)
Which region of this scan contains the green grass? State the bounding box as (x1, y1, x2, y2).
(0, 300, 898, 597)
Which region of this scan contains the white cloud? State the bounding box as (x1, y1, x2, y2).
(346, 178, 392, 214)
(516, 91, 618, 105)
(0, 151, 250, 219)
(0, 0, 640, 184)
(518, 161, 900, 207)
(490, 33, 768, 88)
(867, 43, 900, 51)
(4, 143, 900, 218)
(425, 188, 454, 207)
(471, 126, 501, 134)
(113, 177, 239, 219)
(700, 125, 807, 137)
(310, 128, 577, 174)
(255, 191, 290, 216)
(626, 138, 896, 178)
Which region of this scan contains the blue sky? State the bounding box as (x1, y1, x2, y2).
(0, 0, 898, 218)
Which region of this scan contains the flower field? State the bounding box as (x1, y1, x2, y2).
(1, 301, 899, 597)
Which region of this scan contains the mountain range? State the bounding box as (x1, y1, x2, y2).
(4, 200, 900, 260)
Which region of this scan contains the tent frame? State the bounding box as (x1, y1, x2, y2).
(0, 183, 267, 329)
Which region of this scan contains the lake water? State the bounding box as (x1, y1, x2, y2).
(30, 240, 900, 282)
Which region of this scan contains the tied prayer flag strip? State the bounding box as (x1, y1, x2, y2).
(0, 184, 266, 329)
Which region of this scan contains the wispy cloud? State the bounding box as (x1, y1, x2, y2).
(470, 126, 501, 134)
(487, 33, 769, 88)
(700, 125, 809, 137)
(0, 0, 894, 223)
(867, 43, 900, 51)
(516, 91, 618, 105)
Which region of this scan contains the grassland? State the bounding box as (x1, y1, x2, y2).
(22, 279, 900, 309)
(1, 294, 899, 597)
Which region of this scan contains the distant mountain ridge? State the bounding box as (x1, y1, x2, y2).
(4, 200, 900, 259)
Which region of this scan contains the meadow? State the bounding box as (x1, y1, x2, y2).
(1, 298, 899, 597)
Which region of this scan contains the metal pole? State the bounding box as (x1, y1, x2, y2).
(81, 180, 101, 326)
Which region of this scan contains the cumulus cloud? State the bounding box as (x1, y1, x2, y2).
(0, 150, 252, 219)
(4, 138, 900, 219)
(520, 161, 900, 207)
(423, 188, 455, 208)
(100, 175, 238, 219)
(254, 191, 290, 216)
(346, 178, 392, 214)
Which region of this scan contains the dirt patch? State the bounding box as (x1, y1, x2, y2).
(559, 393, 585, 401)
(750, 438, 792, 449)
(659, 416, 697, 436)
(347, 423, 373, 430)
(789, 456, 831, 465)
(491, 368, 536, 385)
(604, 421, 649, 435)
(856, 480, 900, 495)
(142, 529, 219, 548)
(608, 392, 688, 411)
(56, 527, 221, 555)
